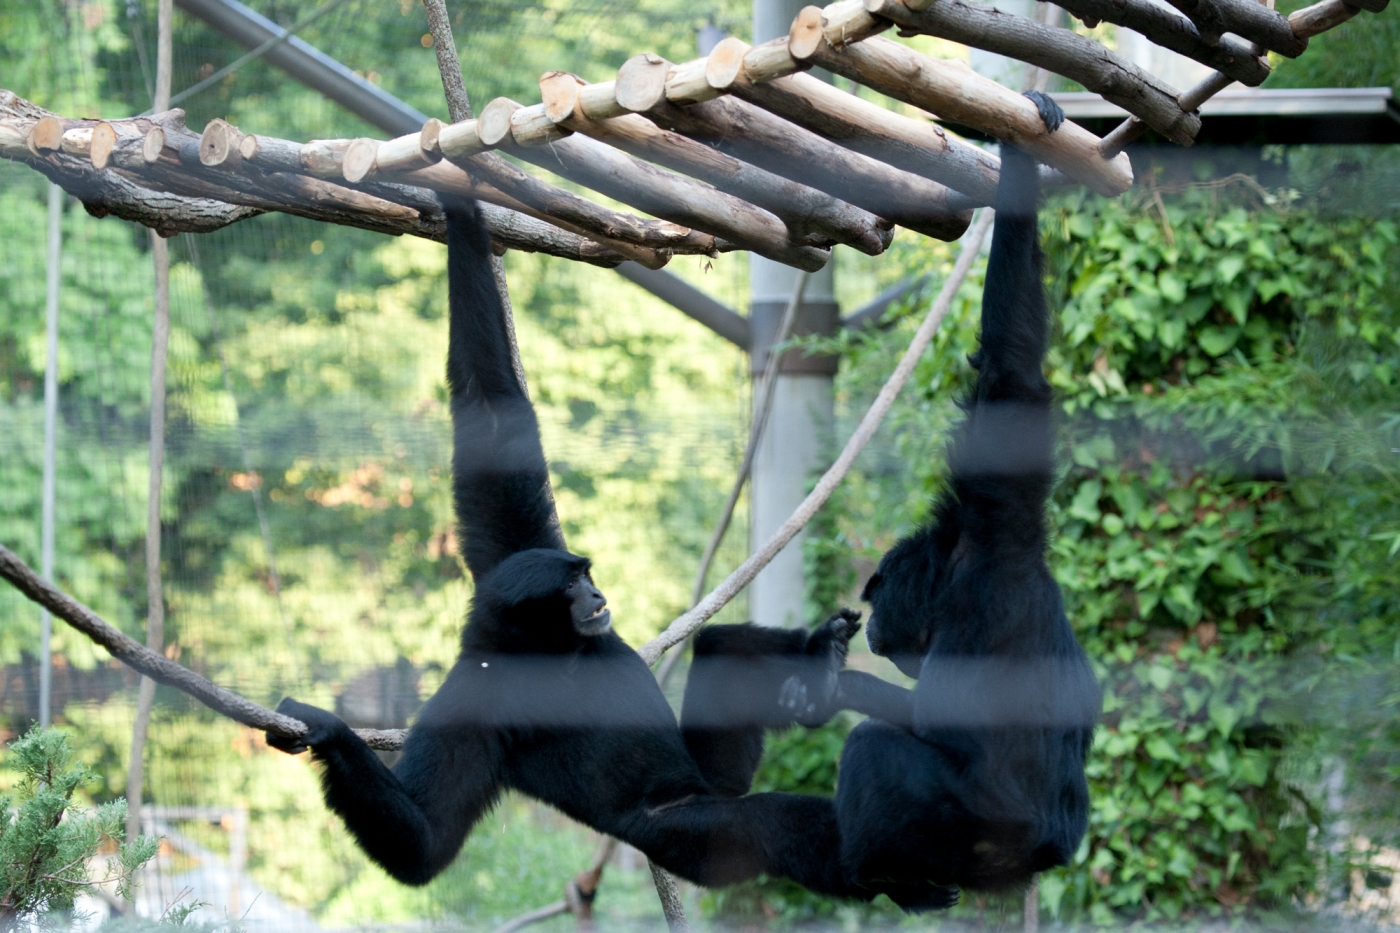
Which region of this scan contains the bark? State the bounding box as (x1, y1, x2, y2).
(788, 28, 1134, 197)
(869, 0, 1201, 145)
(614, 54, 972, 241)
(478, 97, 830, 270)
(540, 73, 892, 255)
(708, 39, 1000, 204)
(1050, 0, 1271, 85)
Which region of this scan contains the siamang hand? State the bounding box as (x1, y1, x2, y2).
(266, 697, 350, 755)
(1023, 89, 1064, 134)
(778, 608, 862, 727)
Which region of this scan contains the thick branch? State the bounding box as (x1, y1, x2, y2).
(1049, 0, 1271, 85)
(478, 97, 829, 270)
(540, 72, 893, 256)
(1159, 0, 1306, 56)
(869, 0, 1201, 145)
(615, 54, 972, 241)
(706, 39, 1000, 206)
(785, 24, 1134, 196)
(0, 543, 404, 751)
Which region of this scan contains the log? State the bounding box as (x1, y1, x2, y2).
(1159, 0, 1306, 56)
(401, 157, 678, 268)
(0, 94, 625, 265)
(614, 53, 973, 240)
(868, 0, 1201, 145)
(478, 96, 831, 270)
(539, 71, 893, 255)
(301, 138, 352, 177)
(1051, 0, 1270, 85)
(1289, 0, 1362, 37)
(707, 38, 1000, 203)
(785, 25, 1134, 196)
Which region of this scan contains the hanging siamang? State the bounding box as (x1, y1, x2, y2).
(264, 198, 948, 906)
(681, 92, 1102, 909)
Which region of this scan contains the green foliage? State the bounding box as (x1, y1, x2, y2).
(0, 727, 158, 929)
(818, 171, 1400, 924)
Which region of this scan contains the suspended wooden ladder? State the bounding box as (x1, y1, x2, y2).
(1, 0, 1388, 270)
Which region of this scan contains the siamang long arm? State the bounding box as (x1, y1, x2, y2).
(946, 143, 1055, 555)
(446, 201, 565, 580)
(835, 670, 915, 730)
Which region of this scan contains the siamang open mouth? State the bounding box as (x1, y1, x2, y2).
(579, 607, 612, 633)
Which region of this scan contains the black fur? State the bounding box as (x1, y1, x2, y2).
(265, 200, 929, 901)
(674, 132, 1101, 908)
(680, 610, 861, 797)
(838, 141, 1101, 899)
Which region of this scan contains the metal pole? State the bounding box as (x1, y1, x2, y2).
(39, 183, 62, 730)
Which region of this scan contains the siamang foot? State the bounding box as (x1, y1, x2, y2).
(881, 882, 960, 913)
(1023, 89, 1064, 134)
(778, 608, 862, 727)
(266, 697, 350, 755)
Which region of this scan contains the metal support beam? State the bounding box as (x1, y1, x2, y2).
(174, 0, 428, 135)
(615, 262, 750, 349)
(842, 275, 929, 332)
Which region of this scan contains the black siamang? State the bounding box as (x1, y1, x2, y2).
(264, 199, 940, 904)
(682, 93, 1102, 908)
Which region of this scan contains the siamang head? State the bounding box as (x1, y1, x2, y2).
(861, 519, 958, 678)
(475, 548, 611, 640)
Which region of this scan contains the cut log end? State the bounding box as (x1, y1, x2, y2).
(142, 127, 167, 164)
(28, 115, 64, 155)
(478, 98, 521, 148)
(616, 54, 672, 113)
(705, 37, 750, 90)
(342, 138, 380, 184)
(199, 118, 243, 169)
(90, 122, 118, 169)
(540, 71, 587, 124)
(789, 6, 828, 61)
(238, 134, 260, 161)
(418, 118, 446, 162)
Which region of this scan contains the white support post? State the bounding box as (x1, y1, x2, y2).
(39, 183, 62, 729)
(748, 0, 840, 630)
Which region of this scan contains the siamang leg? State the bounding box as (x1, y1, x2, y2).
(272, 688, 505, 886)
(835, 719, 961, 909)
(620, 791, 855, 897)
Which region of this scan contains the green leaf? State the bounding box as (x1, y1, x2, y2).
(1197, 326, 1241, 356)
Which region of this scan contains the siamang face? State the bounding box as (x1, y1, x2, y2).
(566, 571, 611, 637)
(479, 549, 611, 638)
(861, 538, 938, 678)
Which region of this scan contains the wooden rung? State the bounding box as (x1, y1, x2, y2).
(786, 19, 1134, 197)
(539, 71, 894, 256)
(614, 53, 972, 241)
(1051, 0, 1270, 86)
(478, 96, 831, 271)
(199, 118, 243, 170)
(707, 37, 999, 204)
(867, 0, 1201, 145)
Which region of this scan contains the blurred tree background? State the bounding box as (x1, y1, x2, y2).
(1, 0, 1398, 930)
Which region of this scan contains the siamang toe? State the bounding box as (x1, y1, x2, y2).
(1023, 89, 1064, 134)
(267, 697, 347, 754)
(807, 607, 862, 661)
